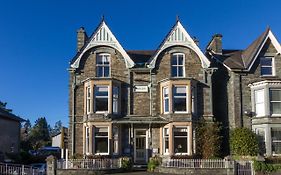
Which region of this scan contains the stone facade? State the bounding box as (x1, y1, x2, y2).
(68, 19, 214, 163)
(211, 29, 281, 156)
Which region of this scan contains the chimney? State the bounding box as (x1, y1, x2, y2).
(209, 34, 223, 54)
(77, 27, 87, 52)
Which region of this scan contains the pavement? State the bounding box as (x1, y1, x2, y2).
(106, 170, 171, 175)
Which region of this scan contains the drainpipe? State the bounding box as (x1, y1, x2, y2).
(128, 69, 131, 115)
(71, 73, 77, 156)
(149, 68, 152, 116)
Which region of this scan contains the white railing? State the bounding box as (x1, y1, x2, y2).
(162, 159, 234, 169)
(57, 158, 121, 170)
(0, 163, 40, 175)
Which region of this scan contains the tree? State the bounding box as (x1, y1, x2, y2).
(29, 117, 51, 149)
(230, 127, 259, 156)
(196, 119, 222, 158)
(50, 120, 62, 136)
(0, 101, 12, 112)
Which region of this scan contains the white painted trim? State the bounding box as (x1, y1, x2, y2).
(71, 21, 135, 69)
(247, 30, 281, 71)
(93, 126, 110, 155)
(148, 21, 210, 69)
(133, 129, 148, 163)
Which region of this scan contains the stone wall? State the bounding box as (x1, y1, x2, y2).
(157, 167, 235, 175)
(0, 118, 20, 154)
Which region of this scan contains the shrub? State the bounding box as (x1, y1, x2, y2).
(253, 160, 281, 173)
(70, 153, 83, 159)
(147, 156, 161, 172)
(120, 157, 132, 170)
(196, 119, 222, 158)
(230, 128, 259, 156)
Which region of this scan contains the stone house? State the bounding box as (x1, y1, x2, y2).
(0, 107, 24, 155)
(209, 28, 281, 156)
(68, 19, 214, 164)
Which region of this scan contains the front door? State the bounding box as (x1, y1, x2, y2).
(134, 129, 147, 164)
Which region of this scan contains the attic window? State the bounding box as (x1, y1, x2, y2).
(171, 53, 185, 77)
(260, 57, 274, 76)
(96, 53, 110, 77)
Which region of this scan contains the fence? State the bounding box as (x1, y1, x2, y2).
(57, 158, 121, 170)
(0, 163, 40, 175)
(161, 158, 234, 169)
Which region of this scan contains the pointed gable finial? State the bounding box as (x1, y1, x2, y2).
(101, 15, 105, 22)
(176, 15, 180, 22)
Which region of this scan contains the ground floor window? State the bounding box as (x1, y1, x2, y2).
(163, 128, 169, 154)
(174, 127, 188, 154)
(94, 127, 109, 154)
(272, 128, 281, 155)
(113, 126, 119, 154)
(255, 128, 265, 155)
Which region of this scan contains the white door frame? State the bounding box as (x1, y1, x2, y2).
(134, 128, 149, 163)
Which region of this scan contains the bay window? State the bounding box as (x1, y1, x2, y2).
(86, 86, 91, 114)
(113, 86, 119, 114)
(94, 127, 109, 154)
(171, 53, 185, 77)
(174, 127, 188, 154)
(96, 53, 110, 77)
(94, 86, 109, 113)
(163, 128, 169, 154)
(254, 89, 265, 116)
(270, 89, 281, 115)
(173, 86, 187, 112)
(271, 128, 281, 155)
(85, 126, 90, 154)
(113, 126, 119, 154)
(163, 87, 169, 113)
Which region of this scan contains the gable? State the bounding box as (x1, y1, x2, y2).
(148, 21, 210, 69)
(70, 20, 135, 69)
(244, 30, 281, 71)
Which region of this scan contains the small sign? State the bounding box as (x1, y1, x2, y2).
(134, 85, 149, 92)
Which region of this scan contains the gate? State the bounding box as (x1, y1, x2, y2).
(236, 161, 255, 175)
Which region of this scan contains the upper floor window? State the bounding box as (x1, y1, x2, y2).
(86, 86, 91, 114)
(270, 89, 281, 115)
(173, 86, 187, 113)
(163, 87, 169, 113)
(96, 53, 110, 77)
(260, 57, 274, 76)
(171, 53, 185, 77)
(254, 89, 265, 117)
(113, 86, 119, 114)
(94, 86, 109, 113)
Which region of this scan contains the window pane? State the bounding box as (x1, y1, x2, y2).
(174, 137, 187, 153)
(164, 99, 169, 112)
(171, 56, 177, 65)
(261, 67, 272, 75)
(271, 103, 281, 114)
(95, 87, 108, 96)
(104, 67, 110, 77)
(260, 58, 272, 66)
(96, 67, 103, 77)
(272, 128, 281, 154)
(270, 90, 281, 101)
(255, 90, 264, 103)
(174, 98, 186, 111)
(178, 56, 184, 65)
(178, 67, 183, 77)
(174, 87, 186, 96)
(96, 98, 108, 111)
(95, 138, 108, 153)
(171, 67, 177, 77)
(96, 55, 103, 64)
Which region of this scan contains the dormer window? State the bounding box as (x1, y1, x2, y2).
(96, 53, 110, 77)
(171, 53, 185, 77)
(260, 57, 274, 76)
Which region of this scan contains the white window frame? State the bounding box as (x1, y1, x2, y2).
(94, 85, 109, 113)
(94, 126, 109, 155)
(163, 87, 169, 114)
(173, 86, 188, 113)
(113, 126, 119, 155)
(271, 128, 281, 155)
(86, 86, 91, 114)
(260, 57, 275, 76)
(113, 86, 119, 114)
(163, 128, 169, 155)
(85, 126, 90, 155)
(96, 53, 111, 78)
(254, 89, 265, 117)
(270, 89, 281, 116)
(173, 126, 189, 155)
(171, 53, 185, 77)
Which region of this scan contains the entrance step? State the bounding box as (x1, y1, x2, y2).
(133, 164, 147, 171)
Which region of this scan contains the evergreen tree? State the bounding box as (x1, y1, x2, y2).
(29, 117, 51, 149)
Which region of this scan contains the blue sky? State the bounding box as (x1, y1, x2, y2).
(0, 0, 280, 127)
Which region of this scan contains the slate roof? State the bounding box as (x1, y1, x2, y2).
(0, 108, 25, 122)
(126, 50, 155, 65)
(212, 28, 270, 70)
